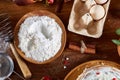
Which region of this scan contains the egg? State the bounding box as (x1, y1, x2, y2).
(85, 0, 96, 9)
(94, 0, 108, 4)
(89, 5, 105, 20)
(81, 0, 87, 2)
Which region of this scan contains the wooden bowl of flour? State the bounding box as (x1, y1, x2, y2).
(14, 10, 66, 64)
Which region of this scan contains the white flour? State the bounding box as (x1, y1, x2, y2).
(18, 16, 62, 62)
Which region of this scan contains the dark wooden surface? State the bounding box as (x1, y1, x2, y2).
(1, 0, 120, 80)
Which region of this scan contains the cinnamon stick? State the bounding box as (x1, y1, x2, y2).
(69, 42, 96, 54)
(84, 47, 96, 54)
(69, 43, 80, 51)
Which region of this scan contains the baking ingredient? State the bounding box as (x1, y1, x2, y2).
(89, 4, 105, 20)
(85, 0, 96, 9)
(18, 16, 62, 62)
(62, 57, 70, 69)
(68, 41, 96, 54)
(76, 66, 120, 80)
(64, 66, 67, 69)
(94, 0, 108, 4)
(81, 0, 87, 2)
(81, 13, 93, 26)
(41, 76, 52, 80)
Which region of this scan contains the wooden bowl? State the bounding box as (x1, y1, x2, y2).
(64, 60, 120, 80)
(14, 10, 66, 64)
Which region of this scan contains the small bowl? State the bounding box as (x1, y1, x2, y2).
(14, 10, 66, 64)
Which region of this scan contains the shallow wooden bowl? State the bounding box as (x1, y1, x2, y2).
(64, 60, 120, 80)
(14, 10, 66, 64)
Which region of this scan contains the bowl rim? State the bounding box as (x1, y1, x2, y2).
(14, 10, 66, 64)
(64, 60, 120, 80)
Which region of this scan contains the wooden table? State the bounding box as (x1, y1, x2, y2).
(1, 0, 120, 80)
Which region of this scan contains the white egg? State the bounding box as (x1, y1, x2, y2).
(89, 5, 105, 20)
(85, 0, 96, 9)
(94, 0, 108, 4)
(81, 0, 87, 2)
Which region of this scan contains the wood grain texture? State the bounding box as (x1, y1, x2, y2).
(0, 0, 120, 80)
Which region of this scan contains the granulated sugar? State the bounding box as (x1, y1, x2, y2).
(18, 16, 62, 62)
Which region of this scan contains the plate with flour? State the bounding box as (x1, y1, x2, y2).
(14, 10, 66, 64)
(64, 60, 120, 80)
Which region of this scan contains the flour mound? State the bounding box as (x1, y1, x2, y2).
(18, 16, 62, 62)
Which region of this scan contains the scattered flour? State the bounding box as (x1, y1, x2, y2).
(18, 16, 62, 62)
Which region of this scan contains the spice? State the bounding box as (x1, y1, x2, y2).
(41, 76, 52, 80)
(62, 57, 70, 69)
(68, 41, 96, 54)
(64, 66, 67, 69)
(112, 78, 117, 80)
(63, 60, 69, 65)
(66, 57, 69, 60)
(96, 72, 100, 75)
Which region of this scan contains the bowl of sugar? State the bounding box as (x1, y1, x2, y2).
(14, 10, 66, 64)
